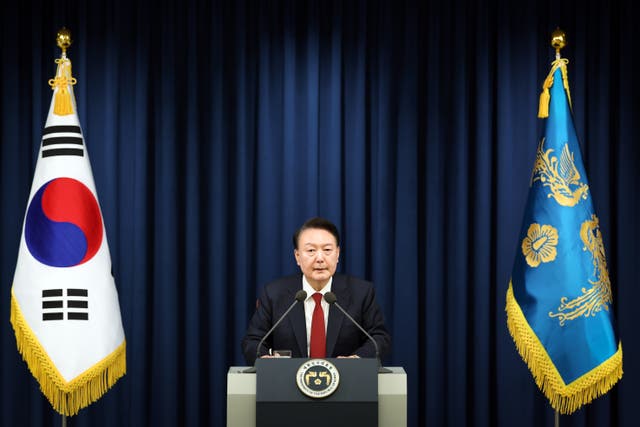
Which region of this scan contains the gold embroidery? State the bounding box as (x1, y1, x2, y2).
(506, 283, 623, 415)
(522, 223, 559, 267)
(549, 215, 612, 325)
(531, 138, 589, 207)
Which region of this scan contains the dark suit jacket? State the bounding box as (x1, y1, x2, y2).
(242, 273, 391, 366)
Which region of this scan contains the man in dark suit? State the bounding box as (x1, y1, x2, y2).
(242, 217, 391, 366)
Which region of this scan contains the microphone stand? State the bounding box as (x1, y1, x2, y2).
(324, 292, 391, 373)
(243, 290, 307, 373)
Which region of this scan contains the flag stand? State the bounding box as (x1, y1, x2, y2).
(62, 415, 67, 427)
(554, 410, 559, 427)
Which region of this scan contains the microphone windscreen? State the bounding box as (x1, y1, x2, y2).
(323, 292, 337, 304)
(295, 290, 308, 302)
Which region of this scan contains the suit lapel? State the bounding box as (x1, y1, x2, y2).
(290, 301, 307, 357)
(326, 275, 351, 357)
(283, 276, 308, 357)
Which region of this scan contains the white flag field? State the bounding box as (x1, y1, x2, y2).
(10, 52, 126, 416)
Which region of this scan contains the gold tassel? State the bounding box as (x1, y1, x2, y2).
(537, 58, 570, 119)
(54, 86, 74, 115)
(538, 86, 551, 118)
(10, 290, 126, 416)
(506, 281, 623, 414)
(48, 58, 77, 116)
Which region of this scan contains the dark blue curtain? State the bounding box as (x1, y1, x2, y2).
(1, 0, 638, 426)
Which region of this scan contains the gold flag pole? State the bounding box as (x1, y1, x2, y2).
(538, 28, 569, 119)
(551, 28, 567, 427)
(57, 26, 72, 427)
(550, 28, 565, 427)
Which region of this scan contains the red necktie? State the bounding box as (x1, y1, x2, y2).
(309, 292, 326, 358)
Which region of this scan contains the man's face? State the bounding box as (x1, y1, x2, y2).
(294, 228, 340, 290)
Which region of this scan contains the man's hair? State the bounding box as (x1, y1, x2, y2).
(292, 217, 340, 249)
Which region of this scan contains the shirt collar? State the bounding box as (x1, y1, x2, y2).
(302, 276, 332, 300)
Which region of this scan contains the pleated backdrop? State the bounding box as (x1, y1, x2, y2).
(1, 0, 638, 426)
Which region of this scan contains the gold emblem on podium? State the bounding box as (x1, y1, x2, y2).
(296, 359, 340, 398)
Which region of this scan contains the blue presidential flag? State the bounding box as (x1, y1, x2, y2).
(506, 56, 622, 414)
(10, 38, 126, 416)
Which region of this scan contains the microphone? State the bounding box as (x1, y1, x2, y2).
(324, 292, 391, 373)
(243, 289, 307, 373)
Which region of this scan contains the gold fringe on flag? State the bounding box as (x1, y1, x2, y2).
(506, 282, 622, 414)
(48, 57, 77, 116)
(10, 290, 126, 416)
(537, 58, 572, 118)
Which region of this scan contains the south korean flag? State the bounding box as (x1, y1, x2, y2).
(10, 48, 126, 416)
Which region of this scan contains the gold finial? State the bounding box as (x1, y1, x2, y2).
(50, 27, 76, 115)
(56, 27, 72, 56)
(551, 28, 566, 57)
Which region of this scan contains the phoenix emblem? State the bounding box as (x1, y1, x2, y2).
(531, 139, 589, 207)
(549, 215, 612, 325)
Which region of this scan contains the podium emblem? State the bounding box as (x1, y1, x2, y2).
(296, 359, 340, 398)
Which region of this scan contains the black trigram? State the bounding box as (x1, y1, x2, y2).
(41, 125, 84, 158)
(42, 288, 89, 321)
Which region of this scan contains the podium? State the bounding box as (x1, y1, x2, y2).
(227, 359, 406, 427)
